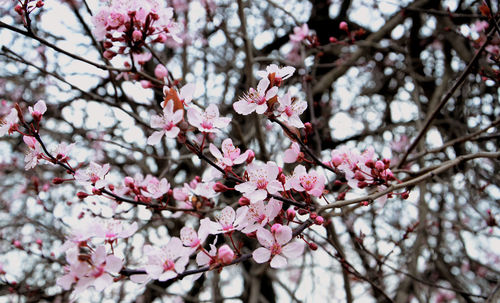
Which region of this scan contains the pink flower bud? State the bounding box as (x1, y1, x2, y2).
(103, 50, 117, 60)
(304, 122, 313, 135)
(36, 1, 44, 8)
(92, 188, 102, 195)
(309, 212, 317, 220)
(365, 159, 375, 168)
(140, 80, 153, 88)
(36, 239, 43, 246)
(358, 181, 368, 188)
(77, 192, 89, 199)
(132, 30, 143, 42)
(218, 244, 234, 264)
(213, 182, 230, 193)
(103, 41, 113, 49)
(246, 150, 255, 164)
(314, 216, 324, 225)
(156, 33, 167, 43)
(298, 209, 309, 215)
(238, 197, 250, 206)
(124, 176, 134, 187)
(401, 192, 409, 199)
(14, 5, 23, 15)
(354, 171, 365, 181)
(329, 37, 337, 43)
(52, 177, 64, 184)
(13, 240, 22, 249)
(271, 223, 283, 234)
(286, 208, 296, 221)
(308, 242, 318, 250)
(339, 21, 348, 31)
(331, 155, 342, 167)
(375, 160, 385, 171)
(154, 64, 168, 79)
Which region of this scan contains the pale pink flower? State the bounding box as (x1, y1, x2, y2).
(28, 100, 47, 121)
(196, 242, 235, 266)
(180, 218, 212, 250)
(256, 64, 295, 81)
(0, 108, 19, 136)
(132, 52, 152, 65)
(289, 24, 309, 43)
(141, 237, 189, 281)
(239, 198, 282, 233)
(162, 83, 196, 108)
(206, 139, 250, 180)
(147, 100, 184, 145)
(154, 64, 168, 79)
(23, 136, 42, 170)
(187, 104, 230, 133)
(283, 142, 302, 163)
(143, 177, 170, 199)
(471, 20, 489, 33)
(233, 78, 278, 115)
(277, 93, 307, 128)
(204, 206, 248, 234)
(52, 142, 75, 162)
(74, 162, 110, 189)
(234, 161, 283, 203)
(252, 225, 304, 268)
(93, 220, 138, 242)
(288, 165, 325, 197)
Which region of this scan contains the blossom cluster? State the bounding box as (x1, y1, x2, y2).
(92, 0, 182, 62)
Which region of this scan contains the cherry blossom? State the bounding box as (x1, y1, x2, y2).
(74, 162, 110, 189)
(289, 24, 309, 43)
(288, 165, 325, 197)
(276, 92, 307, 128)
(23, 135, 42, 170)
(52, 142, 74, 162)
(141, 237, 189, 282)
(147, 100, 184, 145)
(180, 218, 212, 251)
(233, 78, 278, 115)
(252, 225, 304, 268)
(187, 104, 230, 133)
(0, 108, 19, 136)
(206, 138, 250, 180)
(238, 198, 282, 233)
(204, 206, 247, 234)
(283, 142, 302, 163)
(256, 64, 295, 86)
(234, 161, 283, 203)
(93, 220, 138, 243)
(143, 177, 170, 199)
(28, 100, 46, 121)
(196, 242, 234, 267)
(57, 246, 123, 295)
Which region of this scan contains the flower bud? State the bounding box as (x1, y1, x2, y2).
(132, 30, 143, 42)
(124, 176, 134, 187)
(154, 64, 168, 79)
(337, 192, 346, 200)
(358, 181, 368, 188)
(218, 244, 234, 264)
(375, 160, 385, 171)
(52, 177, 64, 184)
(213, 182, 230, 193)
(92, 188, 102, 195)
(314, 216, 324, 225)
(304, 122, 313, 135)
(309, 212, 317, 220)
(401, 192, 409, 199)
(77, 192, 89, 199)
(365, 159, 375, 168)
(14, 5, 23, 15)
(238, 197, 250, 206)
(308, 242, 318, 250)
(298, 209, 309, 215)
(246, 150, 255, 164)
(286, 208, 296, 221)
(36, 1, 44, 8)
(103, 50, 117, 60)
(354, 171, 365, 181)
(339, 21, 348, 31)
(103, 41, 113, 49)
(331, 155, 342, 167)
(329, 37, 337, 43)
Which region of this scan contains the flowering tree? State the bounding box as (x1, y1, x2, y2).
(0, 0, 499, 302)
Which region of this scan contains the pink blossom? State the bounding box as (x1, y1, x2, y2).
(23, 136, 42, 170)
(154, 64, 168, 79)
(283, 142, 302, 163)
(180, 218, 212, 250)
(289, 24, 309, 43)
(276, 92, 307, 128)
(471, 20, 489, 33)
(187, 104, 230, 133)
(147, 100, 184, 145)
(143, 177, 170, 199)
(74, 162, 110, 189)
(234, 161, 283, 203)
(238, 198, 282, 233)
(204, 206, 248, 234)
(206, 139, 250, 180)
(288, 165, 325, 197)
(141, 237, 189, 281)
(93, 220, 138, 242)
(57, 246, 123, 295)
(196, 241, 234, 266)
(52, 142, 74, 162)
(233, 78, 278, 115)
(28, 100, 46, 121)
(256, 64, 295, 82)
(132, 52, 152, 65)
(252, 225, 304, 268)
(0, 109, 19, 136)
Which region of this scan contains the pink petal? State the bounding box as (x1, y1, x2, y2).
(256, 228, 274, 248)
(282, 241, 305, 259)
(275, 225, 292, 246)
(147, 131, 165, 145)
(252, 247, 271, 263)
(270, 254, 287, 268)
